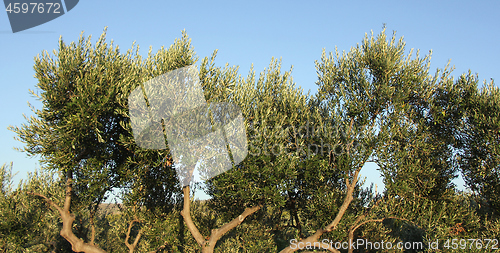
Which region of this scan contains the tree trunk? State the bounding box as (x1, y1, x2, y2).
(180, 185, 261, 253)
(29, 172, 107, 253)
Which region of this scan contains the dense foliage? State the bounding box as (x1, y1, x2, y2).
(3, 28, 499, 252)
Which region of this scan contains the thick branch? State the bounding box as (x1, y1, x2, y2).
(90, 215, 96, 245)
(28, 192, 64, 214)
(64, 170, 72, 212)
(180, 186, 206, 247)
(29, 176, 107, 253)
(204, 204, 261, 252)
(326, 169, 360, 232)
(180, 185, 261, 253)
(279, 168, 361, 253)
(125, 219, 142, 253)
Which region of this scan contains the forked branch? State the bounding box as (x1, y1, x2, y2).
(279, 168, 361, 253)
(125, 218, 143, 253)
(28, 174, 107, 253)
(180, 185, 261, 253)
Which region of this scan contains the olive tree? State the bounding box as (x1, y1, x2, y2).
(9, 28, 197, 252)
(9, 27, 499, 252)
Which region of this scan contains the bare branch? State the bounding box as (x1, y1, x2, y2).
(64, 170, 72, 212)
(324, 168, 360, 232)
(279, 168, 361, 253)
(180, 185, 206, 247)
(125, 218, 143, 253)
(90, 215, 96, 246)
(27, 192, 63, 214)
(29, 176, 107, 253)
(180, 185, 261, 253)
(204, 204, 261, 252)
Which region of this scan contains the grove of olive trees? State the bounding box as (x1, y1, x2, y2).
(2, 28, 499, 252)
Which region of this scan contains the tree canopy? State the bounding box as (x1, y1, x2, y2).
(4, 27, 500, 252)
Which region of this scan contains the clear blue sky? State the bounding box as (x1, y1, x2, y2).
(1, 1, 499, 197)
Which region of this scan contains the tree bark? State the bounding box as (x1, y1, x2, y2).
(125, 218, 142, 253)
(180, 185, 261, 253)
(28, 174, 107, 253)
(279, 169, 360, 253)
